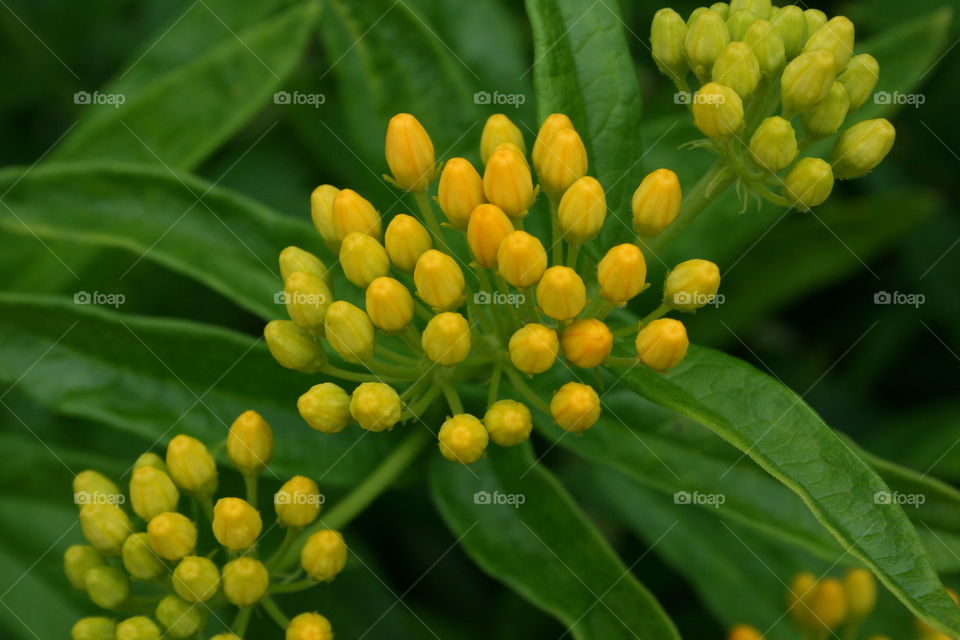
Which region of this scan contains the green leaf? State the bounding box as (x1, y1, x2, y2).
(429, 444, 680, 640)
(616, 346, 960, 634)
(0, 294, 391, 486)
(0, 162, 317, 320)
(51, 0, 321, 169)
(525, 0, 644, 223)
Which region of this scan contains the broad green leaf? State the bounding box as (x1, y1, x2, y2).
(51, 1, 320, 169)
(429, 444, 680, 640)
(0, 162, 317, 320)
(616, 346, 960, 634)
(0, 294, 391, 486)
(525, 0, 644, 224)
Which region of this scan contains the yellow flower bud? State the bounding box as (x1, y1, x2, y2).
(713, 42, 760, 99)
(685, 9, 729, 75)
(665, 259, 721, 312)
(156, 595, 204, 639)
(802, 82, 850, 140)
(298, 382, 352, 434)
(537, 128, 588, 201)
(147, 512, 196, 561)
(536, 266, 586, 321)
(770, 5, 806, 59)
(692, 82, 744, 141)
(561, 319, 614, 368)
(803, 16, 855, 70)
(710, 3, 729, 20)
(787, 571, 817, 629)
(264, 320, 327, 373)
(384, 213, 433, 271)
(212, 497, 262, 551)
(726, 10, 758, 42)
(84, 565, 130, 609)
(781, 50, 837, 116)
(129, 466, 178, 521)
(422, 312, 471, 366)
(115, 617, 160, 640)
(497, 231, 547, 288)
(414, 249, 465, 311)
(550, 382, 600, 433)
(509, 324, 559, 374)
(350, 382, 403, 432)
(227, 409, 273, 474)
(310, 185, 340, 248)
(339, 232, 390, 288)
(727, 624, 763, 640)
(838, 54, 879, 111)
(438, 414, 488, 464)
(804, 9, 828, 36)
(366, 276, 415, 332)
(301, 529, 347, 581)
(73, 470, 121, 508)
(844, 568, 876, 619)
(832, 118, 896, 180)
(222, 557, 269, 607)
(651, 9, 689, 81)
(532, 113, 574, 176)
(172, 556, 219, 603)
(557, 176, 606, 244)
(280, 246, 331, 291)
(467, 203, 515, 268)
(79, 504, 131, 554)
(783, 157, 834, 210)
(210, 635, 242, 640)
(71, 617, 115, 640)
(481, 114, 526, 165)
(275, 475, 322, 528)
(483, 400, 532, 447)
(743, 19, 785, 76)
(287, 613, 333, 640)
(133, 452, 166, 471)
(632, 169, 681, 237)
(598, 244, 647, 305)
(731, 0, 770, 18)
(122, 532, 165, 581)
(166, 434, 216, 495)
(324, 300, 375, 363)
(749, 116, 798, 172)
(483, 147, 536, 218)
(635, 318, 689, 371)
(437, 158, 485, 230)
(385, 113, 436, 191)
(283, 269, 333, 333)
(809, 578, 848, 632)
(64, 544, 106, 589)
(333, 188, 381, 241)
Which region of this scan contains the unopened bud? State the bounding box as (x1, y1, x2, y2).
(532, 113, 574, 176)
(339, 232, 390, 288)
(481, 114, 526, 165)
(85, 565, 130, 610)
(802, 82, 850, 140)
(64, 544, 105, 589)
(227, 410, 273, 474)
(838, 54, 879, 111)
(333, 189, 381, 241)
(166, 435, 216, 495)
(467, 203, 515, 268)
(133, 452, 166, 471)
(366, 276, 415, 332)
(536, 266, 586, 321)
(557, 176, 606, 244)
(844, 568, 876, 620)
(598, 244, 647, 305)
(665, 259, 721, 312)
(781, 50, 837, 116)
(651, 9, 689, 81)
(298, 383, 351, 434)
(726, 10, 758, 42)
(727, 624, 763, 640)
(122, 532, 165, 581)
(692, 82, 744, 141)
(71, 617, 115, 640)
(172, 556, 219, 603)
(809, 578, 848, 632)
(831, 118, 895, 180)
(115, 617, 161, 640)
(414, 249, 465, 311)
(743, 19, 785, 75)
(749, 116, 798, 171)
(713, 42, 760, 99)
(685, 9, 729, 76)
(385, 113, 436, 191)
(783, 157, 834, 210)
(287, 613, 334, 640)
(803, 16, 855, 70)
(222, 557, 269, 607)
(310, 185, 340, 248)
(147, 512, 196, 561)
(710, 3, 730, 20)
(264, 320, 327, 373)
(498, 231, 547, 288)
(384, 213, 433, 274)
(537, 127, 588, 201)
(770, 5, 806, 59)
(280, 246, 331, 291)
(787, 571, 817, 629)
(276, 475, 322, 528)
(213, 497, 262, 551)
(483, 400, 532, 447)
(438, 414, 489, 464)
(509, 324, 559, 374)
(561, 319, 613, 368)
(284, 271, 332, 332)
(156, 595, 204, 639)
(804, 9, 828, 36)
(730, 0, 770, 19)
(438, 158, 486, 229)
(129, 466, 179, 521)
(635, 318, 689, 371)
(73, 470, 121, 508)
(483, 147, 536, 218)
(79, 504, 131, 554)
(423, 312, 471, 366)
(350, 382, 403, 432)
(550, 382, 600, 433)
(324, 301, 375, 363)
(301, 530, 347, 581)
(632, 169, 682, 237)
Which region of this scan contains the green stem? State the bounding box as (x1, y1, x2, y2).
(363, 358, 424, 380)
(232, 607, 253, 637)
(266, 527, 300, 572)
(613, 321, 640, 338)
(269, 577, 318, 594)
(374, 344, 420, 366)
(520, 287, 538, 324)
(261, 596, 291, 628)
(487, 365, 502, 407)
(400, 325, 424, 353)
(548, 199, 564, 265)
(494, 273, 522, 330)
(243, 473, 258, 509)
(321, 365, 392, 383)
(649, 159, 734, 252)
(606, 356, 639, 367)
(503, 366, 551, 414)
(639, 302, 671, 326)
(442, 385, 465, 414)
(593, 299, 615, 321)
(414, 191, 450, 253)
(566, 243, 580, 270)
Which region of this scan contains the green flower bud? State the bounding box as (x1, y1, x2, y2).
(284, 270, 332, 332)
(71, 617, 115, 640)
(301, 530, 348, 582)
(156, 595, 204, 639)
(279, 246, 332, 291)
(685, 9, 729, 78)
(831, 118, 896, 179)
(781, 50, 837, 116)
(222, 557, 269, 606)
(133, 452, 166, 472)
(726, 10, 758, 42)
(227, 409, 273, 474)
(115, 616, 161, 640)
(73, 470, 122, 508)
(166, 434, 216, 495)
(84, 565, 130, 610)
(79, 504, 131, 554)
(710, 3, 729, 20)
(122, 532, 166, 581)
(713, 42, 760, 99)
(129, 465, 179, 521)
(749, 117, 798, 172)
(64, 544, 106, 590)
(324, 300, 375, 363)
(803, 9, 828, 41)
(743, 19, 785, 75)
(803, 16, 855, 70)
(147, 512, 197, 561)
(802, 82, 850, 139)
(651, 9, 688, 82)
(298, 382, 351, 434)
(730, 0, 771, 20)
(783, 158, 834, 210)
(264, 320, 327, 374)
(838, 54, 879, 111)
(692, 82, 744, 141)
(770, 5, 807, 59)
(172, 556, 220, 603)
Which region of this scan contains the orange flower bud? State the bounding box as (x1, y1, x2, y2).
(437, 158, 485, 229)
(483, 147, 536, 218)
(467, 203, 514, 268)
(385, 113, 436, 191)
(561, 319, 613, 368)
